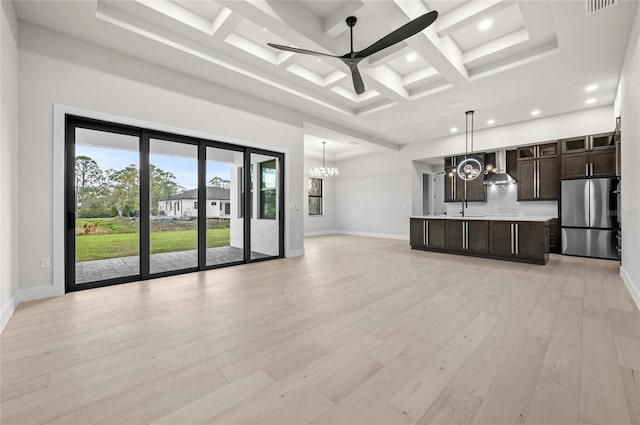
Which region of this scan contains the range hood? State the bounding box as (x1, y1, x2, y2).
(484, 150, 516, 185)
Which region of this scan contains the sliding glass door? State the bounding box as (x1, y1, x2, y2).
(66, 116, 284, 292)
(148, 137, 199, 275)
(67, 125, 142, 288)
(249, 151, 283, 260)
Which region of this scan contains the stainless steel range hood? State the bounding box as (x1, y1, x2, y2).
(484, 150, 516, 185)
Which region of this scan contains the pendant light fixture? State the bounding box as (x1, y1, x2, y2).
(310, 142, 339, 177)
(457, 110, 482, 181)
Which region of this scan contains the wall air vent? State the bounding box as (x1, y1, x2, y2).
(586, 0, 617, 15)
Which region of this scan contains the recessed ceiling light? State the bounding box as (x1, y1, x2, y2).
(407, 53, 417, 62)
(531, 109, 541, 116)
(478, 19, 493, 31)
(450, 127, 458, 133)
(585, 98, 597, 105)
(586, 84, 598, 92)
(487, 119, 495, 125)
(263, 27, 268, 31)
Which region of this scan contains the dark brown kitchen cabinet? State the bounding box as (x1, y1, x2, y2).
(444, 167, 456, 202)
(410, 219, 446, 249)
(517, 142, 559, 201)
(489, 221, 513, 257)
(410, 218, 425, 248)
(591, 150, 616, 177)
(426, 220, 446, 248)
(412, 218, 549, 264)
(444, 155, 486, 202)
(561, 150, 616, 179)
(446, 220, 489, 253)
(562, 153, 589, 179)
(467, 221, 489, 253)
(489, 220, 549, 263)
(446, 221, 464, 251)
(561, 133, 616, 179)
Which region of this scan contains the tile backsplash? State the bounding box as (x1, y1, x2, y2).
(445, 183, 558, 217)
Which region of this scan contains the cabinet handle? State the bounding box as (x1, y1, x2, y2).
(425, 220, 429, 245)
(511, 223, 515, 254)
(465, 222, 469, 250)
(590, 163, 594, 176)
(515, 223, 519, 255)
(585, 163, 589, 177)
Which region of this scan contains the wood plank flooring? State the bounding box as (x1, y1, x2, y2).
(1, 235, 639, 425)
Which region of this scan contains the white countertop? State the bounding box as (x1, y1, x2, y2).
(411, 215, 556, 222)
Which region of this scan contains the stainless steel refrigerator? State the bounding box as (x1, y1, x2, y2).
(561, 178, 619, 259)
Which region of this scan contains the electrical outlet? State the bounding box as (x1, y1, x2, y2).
(40, 257, 51, 269)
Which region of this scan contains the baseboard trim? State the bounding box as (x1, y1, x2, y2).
(620, 266, 640, 311)
(1, 292, 20, 333)
(1, 285, 61, 333)
(304, 231, 338, 237)
(334, 230, 409, 241)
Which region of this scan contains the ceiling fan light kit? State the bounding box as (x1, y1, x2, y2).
(267, 11, 438, 94)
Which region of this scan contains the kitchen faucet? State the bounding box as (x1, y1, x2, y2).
(460, 199, 467, 217)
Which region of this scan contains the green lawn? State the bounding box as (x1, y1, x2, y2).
(76, 228, 231, 262)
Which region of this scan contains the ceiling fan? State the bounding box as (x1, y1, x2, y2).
(267, 11, 438, 95)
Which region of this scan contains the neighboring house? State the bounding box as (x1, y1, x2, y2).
(158, 186, 231, 218)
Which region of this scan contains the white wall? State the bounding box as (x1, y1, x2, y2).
(17, 23, 304, 295)
(304, 157, 336, 235)
(1, 0, 19, 331)
(618, 7, 640, 308)
(335, 150, 411, 240)
(334, 106, 615, 241)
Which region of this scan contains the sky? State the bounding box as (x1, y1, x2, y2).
(77, 144, 232, 190)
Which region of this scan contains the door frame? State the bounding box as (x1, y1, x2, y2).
(65, 115, 285, 293)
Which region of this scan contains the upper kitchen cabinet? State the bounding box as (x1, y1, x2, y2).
(517, 142, 559, 201)
(561, 133, 616, 179)
(444, 155, 486, 202)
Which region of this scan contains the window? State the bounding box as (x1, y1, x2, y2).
(194, 201, 198, 210)
(259, 160, 277, 219)
(211, 201, 216, 206)
(175, 202, 180, 211)
(308, 178, 323, 215)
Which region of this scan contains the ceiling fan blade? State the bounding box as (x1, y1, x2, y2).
(355, 10, 438, 59)
(349, 64, 365, 95)
(267, 43, 339, 58)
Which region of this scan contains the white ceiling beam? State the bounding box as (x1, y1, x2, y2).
(218, 0, 338, 55)
(363, 0, 469, 85)
(435, 0, 509, 37)
(367, 41, 409, 66)
(210, 8, 242, 42)
(463, 29, 529, 64)
(403, 66, 439, 86)
(323, 1, 366, 38)
(361, 65, 410, 103)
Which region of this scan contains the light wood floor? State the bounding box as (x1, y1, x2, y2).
(1, 235, 639, 425)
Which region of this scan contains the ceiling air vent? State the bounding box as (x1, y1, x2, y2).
(586, 0, 617, 15)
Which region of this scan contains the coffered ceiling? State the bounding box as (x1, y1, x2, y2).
(14, 0, 639, 155)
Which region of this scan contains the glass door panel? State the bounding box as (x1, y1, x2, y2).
(249, 152, 282, 260)
(73, 127, 140, 285)
(206, 147, 244, 266)
(149, 138, 198, 274)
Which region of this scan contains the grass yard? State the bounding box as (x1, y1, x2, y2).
(76, 228, 231, 261)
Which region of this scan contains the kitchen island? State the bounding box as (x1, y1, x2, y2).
(410, 215, 555, 265)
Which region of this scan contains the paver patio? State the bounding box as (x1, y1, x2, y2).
(75, 246, 270, 284)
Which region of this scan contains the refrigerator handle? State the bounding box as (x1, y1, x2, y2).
(589, 180, 596, 228)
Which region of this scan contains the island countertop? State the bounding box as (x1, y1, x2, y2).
(410, 215, 556, 222)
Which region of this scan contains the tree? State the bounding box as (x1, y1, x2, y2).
(108, 165, 139, 217)
(75, 156, 103, 215)
(209, 176, 230, 188)
(150, 165, 184, 215)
